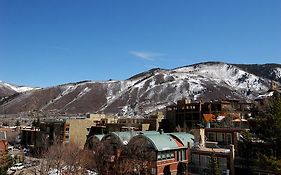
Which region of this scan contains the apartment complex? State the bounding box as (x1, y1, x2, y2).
(164, 99, 253, 132)
(20, 112, 164, 150)
(21, 121, 65, 154)
(189, 128, 236, 175)
(205, 128, 248, 150)
(63, 114, 117, 147)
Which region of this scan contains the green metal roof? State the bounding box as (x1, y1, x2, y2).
(110, 131, 138, 145)
(139, 131, 159, 135)
(94, 134, 105, 141)
(168, 132, 194, 147)
(101, 131, 195, 151)
(133, 134, 179, 151)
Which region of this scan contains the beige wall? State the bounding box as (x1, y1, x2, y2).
(65, 119, 93, 148)
(65, 114, 118, 148)
(88, 113, 118, 124)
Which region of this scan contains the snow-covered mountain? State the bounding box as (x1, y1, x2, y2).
(0, 81, 36, 97)
(0, 62, 280, 116)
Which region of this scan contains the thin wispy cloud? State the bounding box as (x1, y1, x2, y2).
(129, 51, 165, 61)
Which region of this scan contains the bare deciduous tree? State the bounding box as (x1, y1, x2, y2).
(28, 142, 94, 175)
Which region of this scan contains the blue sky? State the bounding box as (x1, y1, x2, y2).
(1, 0, 281, 87)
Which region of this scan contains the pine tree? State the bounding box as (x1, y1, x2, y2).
(15, 120, 20, 127)
(208, 153, 221, 175)
(251, 92, 281, 173)
(253, 92, 281, 158)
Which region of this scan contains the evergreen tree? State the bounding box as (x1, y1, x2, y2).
(15, 120, 20, 127)
(253, 92, 281, 158)
(208, 153, 221, 175)
(250, 92, 281, 173)
(32, 118, 40, 128)
(0, 152, 13, 175)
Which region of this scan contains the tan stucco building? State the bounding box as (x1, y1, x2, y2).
(63, 114, 117, 148)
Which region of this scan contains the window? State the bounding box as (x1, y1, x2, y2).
(181, 150, 186, 160)
(191, 154, 199, 165)
(158, 151, 174, 161)
(162, 153, 166, 159)
(157, 154, 161, 160)
(207, 132, 216, 141)
(177, 151, 181, 161)
(217, 133, 225, 142)
(65, 127, 70, 134)
(166, 152, 171, 159)
(176, 149, 186, 161)
(218, 157, 227, 170)
(226, 133, 232, 145)
(65, 135, 70, 142)
(200, 155, 209, 168)
(171, 152, 175, 158)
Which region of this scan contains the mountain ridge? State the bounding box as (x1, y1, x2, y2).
(0, 62, 280, 116)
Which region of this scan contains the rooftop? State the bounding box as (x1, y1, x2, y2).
(191, 147, 231, 155)
(134, 134, 179, 151)
(168, 132, 194, 148)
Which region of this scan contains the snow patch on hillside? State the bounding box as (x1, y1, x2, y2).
(0, 81, 36, 93)
(274, 68, 281, 79)
(173, 63, 268, 94)
(77, 87, 91, 98)
(61, 85, 77, 96)
(256, 91, 274, 100)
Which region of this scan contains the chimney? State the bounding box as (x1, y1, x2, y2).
(192, 128, 205, 147)
(229, 144, 235, 175)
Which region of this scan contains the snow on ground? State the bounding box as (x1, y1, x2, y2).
(173, 63, 268, 92)
(255, 91, 274, 100)
(61, 85, 77, 96)
(274, 68, 281, 79)
(0, 81, 36, 93)
(77, 87, 91, 98)
(188, 79, 206, 94)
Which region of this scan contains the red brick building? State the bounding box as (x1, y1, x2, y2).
(127, 132, 194, 175)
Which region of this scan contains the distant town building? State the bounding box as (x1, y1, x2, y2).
(21, 120, 65, 154)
